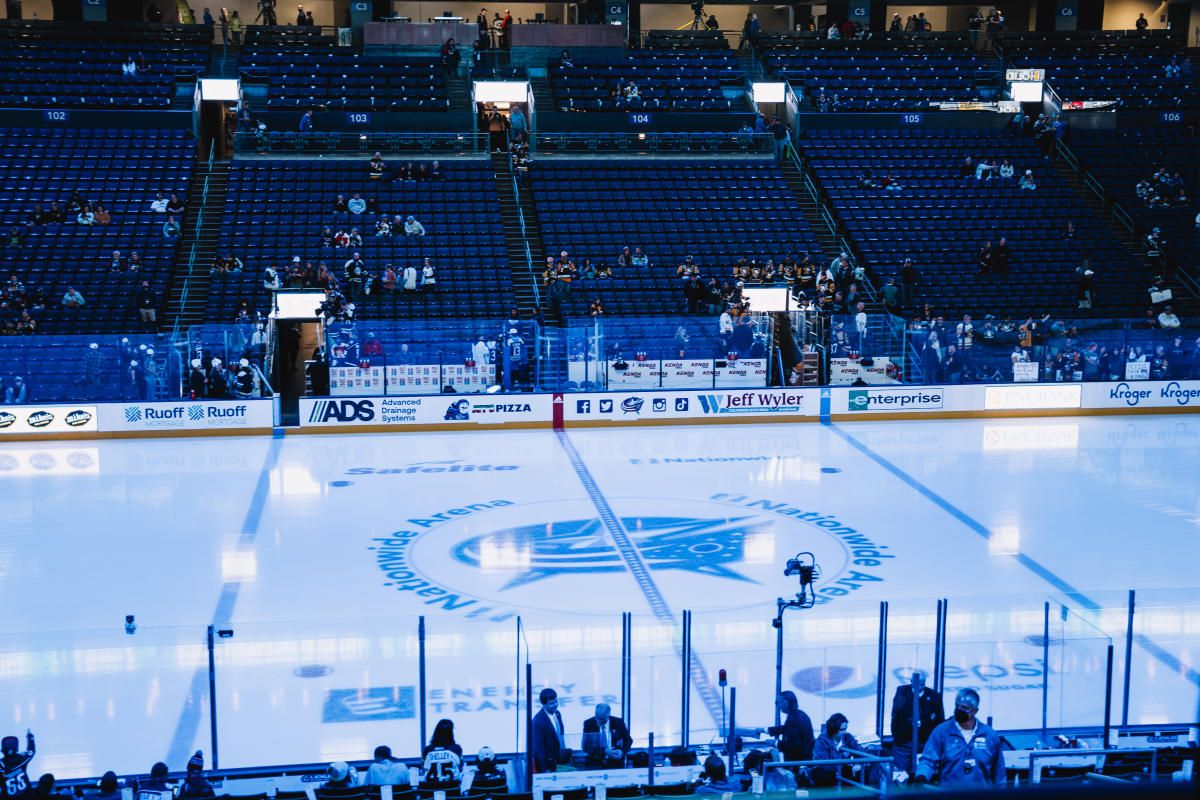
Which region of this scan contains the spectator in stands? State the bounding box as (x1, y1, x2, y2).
(404, 216, 426, 236)
(399, 263, 417, 293)
(128, 251, 143, 272)
(92, 205, 111, 226)
(589, 297, 604, 317)
(229, 9, 242, 43)
(1135, 12, 1148, 31)
(1018, 170, 1037, 191)
(423, 720, 463, 785)
(299, 109, 314, 133)
(994, 237, 1012, 276)
(1158, 306, 1181, 329)
(741, 13, 760, 48)
(121, 56, 138, 76)
(364, 746, 409, 787)
(75, 205, 95, 226)
(696, 755, 739, 795)
(368, 153, 386, 180)
(684, 276, 708, 314)
(323, 762, 359, 791)
(441, 38, 461, 77)
(163, 216, 181, 239)
(421, 258, 437, 291)
(472, 748, 506, 792)
(881, 277, 900, 312)
(631, 247, 649, 267)
(175, 751, 213, 799)
(150, 193, 168, 213)
(957, 156, 974, 178)
(343, 253, 366, 300)
(974, 159, 996, 181)
(826, 21, 840, 39)
(62, 287, 85, 309)
(998, 159, 1014, 180)
(137, 282, 159, 329)
(167, 194, 186, 215)
(348, 194, 367, 216)
(476, 8, 490, 48)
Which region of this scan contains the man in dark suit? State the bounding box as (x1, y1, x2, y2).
(531, 688, 567, 773)
(890, 670, 945, 776)
(582, 703, 632, 768)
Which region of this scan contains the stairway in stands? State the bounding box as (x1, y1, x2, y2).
(490, 151, 568, 389)
(1051, 147, 1199, 317)
(165, 159, 231, 330)
(782, 153, 922, 382)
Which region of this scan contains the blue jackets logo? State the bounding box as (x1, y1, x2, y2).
(621, 397, 644, 414)
(0, 411, 16, 429)
(444, 399, 471, 420)
(27, 411, 54, 428)
(310, 399, 375, 423)
(65, 410, 93, 427)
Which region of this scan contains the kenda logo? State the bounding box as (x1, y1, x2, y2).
(1109, 383, 1152, 406)
(309, 399, 376, 423)
(1161, 382, 1200, 406)
(847, 388, 943, 412)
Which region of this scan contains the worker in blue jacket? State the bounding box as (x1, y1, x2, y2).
(914, 688, 1005, 788)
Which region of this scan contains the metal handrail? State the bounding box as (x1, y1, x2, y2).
(765, 753, 895, 797)
(505, 148, 541, 308)
(170, 141, 217, 341)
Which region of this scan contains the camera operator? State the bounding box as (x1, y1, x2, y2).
(690, 0, 704, 29)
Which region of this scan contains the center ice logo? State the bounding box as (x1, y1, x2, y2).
(451, 516, 772, 589)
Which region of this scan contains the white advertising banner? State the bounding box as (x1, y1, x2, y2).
(0, 405, 98, 435)
(829, 358, 899, 385)
(300, 394, 551, 428)
(984, 384, 1083, 411)
(603, 359, 768, 389)
(330, 366, 385, 396)
(384, 364, 495, 395)
(1083, 380, 1200, 410)
(100, 400, 275, 432)
(562, 388, 817, 421)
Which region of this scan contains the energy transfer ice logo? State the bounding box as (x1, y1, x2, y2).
(451, 515, 772, 589)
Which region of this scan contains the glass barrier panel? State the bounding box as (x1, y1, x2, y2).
(1126, 589, 1200, 727)
(629, 617, 682, 748)
(521, 615, 624, 755)
(212, 618, 421, 768)
(0, 625, 208, 779)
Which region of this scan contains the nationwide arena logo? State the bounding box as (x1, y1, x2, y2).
(368, 495, 893, 620)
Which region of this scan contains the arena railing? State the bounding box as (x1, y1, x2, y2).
(171, 140, 217, 343)
(531, 131, 773, 155)
(9, 588, 1194, 784)
(889, 316, 1200, 387)
(233, 130, 490, 154)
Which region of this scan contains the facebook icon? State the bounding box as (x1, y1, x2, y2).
(577, 400, 591, 413)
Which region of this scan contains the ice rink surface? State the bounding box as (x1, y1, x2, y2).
(2, 415, 1198, 777)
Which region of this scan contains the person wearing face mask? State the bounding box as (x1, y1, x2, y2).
(914, 688, 1005, 787)
(811, 714, 862, 788)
